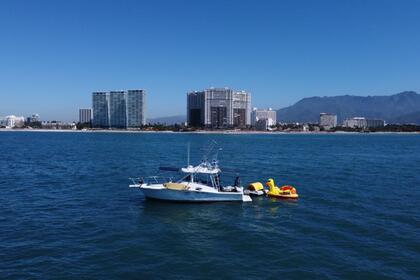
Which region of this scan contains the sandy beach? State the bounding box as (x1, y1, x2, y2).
(1, 128, 419, 135)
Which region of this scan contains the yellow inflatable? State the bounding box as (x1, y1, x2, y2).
(244, 182, 266, 196)
(248, 182, 264, 192)
(265, 178, 298, 199)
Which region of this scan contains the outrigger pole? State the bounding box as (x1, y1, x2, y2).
(187, 142, 190, 166)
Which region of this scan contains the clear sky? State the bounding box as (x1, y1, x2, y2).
(1, 0, 419, 120)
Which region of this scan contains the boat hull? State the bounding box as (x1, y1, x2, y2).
(140, 186, 250, 202)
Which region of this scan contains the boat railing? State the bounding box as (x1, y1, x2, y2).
(129, 176, 175, 186)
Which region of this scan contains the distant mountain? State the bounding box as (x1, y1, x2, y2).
(277, 91, 420, 124)
(148, 115, 186, 125)
(393, 111, 420, 125)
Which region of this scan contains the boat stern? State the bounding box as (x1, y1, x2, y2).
(242, 194, 252, 202)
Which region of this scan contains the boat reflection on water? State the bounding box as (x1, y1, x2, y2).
(137, 199, 251, 234)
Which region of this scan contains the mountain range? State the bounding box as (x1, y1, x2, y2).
(148, 91, 420, 125)
(277, 91, 420, 124)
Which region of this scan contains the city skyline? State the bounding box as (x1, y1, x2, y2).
(1, 89, 418, 128)
(1, 0, 420, 121)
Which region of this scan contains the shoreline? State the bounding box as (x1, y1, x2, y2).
(0, 128, 419, 135)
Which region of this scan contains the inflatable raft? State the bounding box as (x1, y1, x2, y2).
(244, 182, 266, 196)
(266, 178, 299, 199)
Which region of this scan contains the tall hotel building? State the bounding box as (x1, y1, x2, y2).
(187, 88, 251, 128)
(109, 91, 127, 128)
(127, 90, 146, 127)
(92, 90, 146, 128)
(92, 92, 109, 128)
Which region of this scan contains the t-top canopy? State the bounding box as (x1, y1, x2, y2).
(181, 164, 221, 174)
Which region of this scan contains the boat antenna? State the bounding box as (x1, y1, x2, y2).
(213, 147, 222, 161)
(204, 140, 218, 160)
(187, 142, 190, 166)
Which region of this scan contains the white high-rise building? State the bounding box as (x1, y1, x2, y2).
(251, 108, 277, 130)
(343, 117, 367, 128)
(342, 117, 385, 129)
(187, 88, 251, 128)
(319, 113, 337, 130)
(0, 115, 25, 128)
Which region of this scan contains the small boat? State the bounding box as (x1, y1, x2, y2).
(244, 182, 267, 196)
(129, 143, 252, 203)
(265, 178, 298, 199)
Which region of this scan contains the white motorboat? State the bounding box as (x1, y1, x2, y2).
(129, 144, 252, 203)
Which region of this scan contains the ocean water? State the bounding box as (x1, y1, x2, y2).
(0, 131, 419, 279)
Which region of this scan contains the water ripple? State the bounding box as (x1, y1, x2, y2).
(0, 132, 419, 279)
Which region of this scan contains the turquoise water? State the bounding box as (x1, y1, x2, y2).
(0, 132, 419, 279)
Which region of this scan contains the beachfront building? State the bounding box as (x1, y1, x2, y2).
(187, 87, 251, 128)
(127, 90, 146, 127)
(109, 91, 127, 128)
(26, 114, 40, 123)
(187, 91, 206, 127)
(342, 117, 385, 129)
(92, 92, 109, 128)
(1, 117, 9, 127)
(343, 117, 367, 128)
(319, 113, 337, 130)
(0, 115, 25, 128)
(41, 121, 77, 130)
(366, 119, 385, 128)
(92, 89, 146, 129)
(251, 108, 277, 130)
(79, 109, 92, 124)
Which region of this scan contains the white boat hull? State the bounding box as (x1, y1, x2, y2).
(139, 185, 251, 202)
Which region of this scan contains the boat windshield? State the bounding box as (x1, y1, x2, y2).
(178, 173, 221, 189)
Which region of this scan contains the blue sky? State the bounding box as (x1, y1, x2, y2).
(0, 0, 419, 120)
